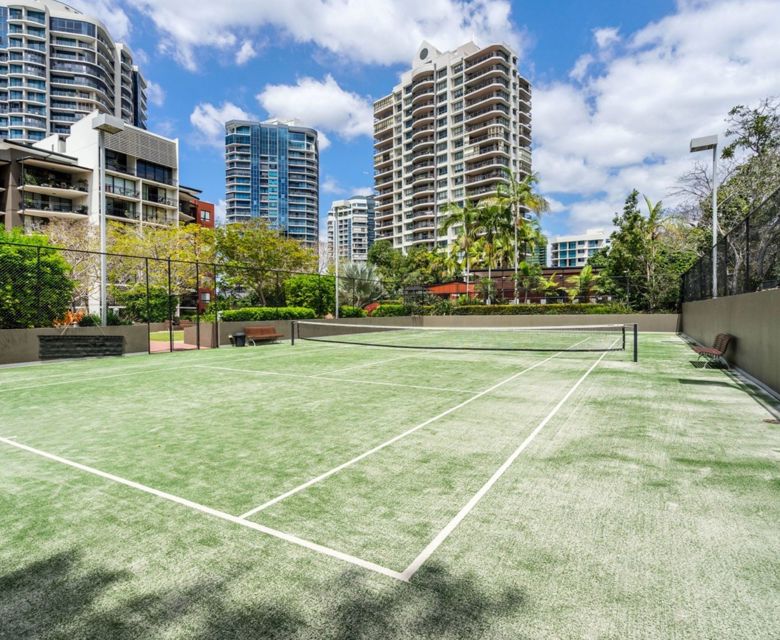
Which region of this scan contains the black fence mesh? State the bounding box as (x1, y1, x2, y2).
(681, 186, 780, 302)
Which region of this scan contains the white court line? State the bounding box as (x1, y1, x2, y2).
(238, 340, 589, 520)
(400, 342, 617, 581)
(311, 353, 416, 377)
(0, 436, 407, 582)
(195, 364, 475, 394)
(0, 365, 193, 393)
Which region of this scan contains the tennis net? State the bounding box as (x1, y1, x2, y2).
(293, 320, 635, 355)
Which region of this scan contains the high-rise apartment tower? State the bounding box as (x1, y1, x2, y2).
(373, 41, 531, 252)
(0, 0, 147, 142)
(327, 195, 375, 264)
(225, 119, 319, 249)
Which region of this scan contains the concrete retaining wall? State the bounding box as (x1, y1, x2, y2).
(0, 325, 148, 365)
(682, 289, 780, 393)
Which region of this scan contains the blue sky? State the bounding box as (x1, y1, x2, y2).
(74, 0, 780, 239)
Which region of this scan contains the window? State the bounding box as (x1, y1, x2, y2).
(50, 18, 96, 37)
(137, 159, 173, 185)
(200, 210, 211, 221)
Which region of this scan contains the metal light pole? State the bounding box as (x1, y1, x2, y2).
(92, 114, 125, 326)
(333, 210, 340, 319)
(690, 135, 719, 298)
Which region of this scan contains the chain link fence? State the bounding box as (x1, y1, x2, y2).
(681, 186, 780, 302)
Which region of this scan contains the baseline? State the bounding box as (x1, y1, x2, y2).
(0, 436, 407, 582)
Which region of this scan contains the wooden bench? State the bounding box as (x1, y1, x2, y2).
(693, 333, 734, 368)
(245, 325, 284, 346)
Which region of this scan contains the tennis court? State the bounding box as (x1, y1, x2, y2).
(1, 326, 778, 638)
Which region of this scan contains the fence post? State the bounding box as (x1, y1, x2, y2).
(35, 245, 42, 326)
(195, 261, 200, 350)
(167, 257, 173, 353)
(145, 257, 151, 355)
(744, 216, 750, 293)
(633, 323, 638, 363)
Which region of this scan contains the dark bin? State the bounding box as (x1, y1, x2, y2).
(231, 331, 246, 347)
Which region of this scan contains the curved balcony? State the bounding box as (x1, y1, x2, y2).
(411, 101, 435, 119)
(411, 135, 434, 151)
(464, 78, 509, 101)
(464, 157, 509, 175)
(465, 103, 510, 125)
(465, 63, 509, 86)
(411, 124, 434, 140)
(411, 88, 434, 107)
(465, 90, 510, 111)
(410, 160, 435, 175)
(411, 197, 434, 210)
(464, 47, 510, 71)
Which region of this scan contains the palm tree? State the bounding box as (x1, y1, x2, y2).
(493, 171, 550, 302)
(439, 201, 481, 288)
(339, 262, 385, 307)
(475, 200, 512, 303)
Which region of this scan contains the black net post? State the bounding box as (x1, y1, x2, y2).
(633, 323, 638, 363)
(145, 257, 151, 354)
(744, 215, 750, 293)
(290, 320, 296, 346)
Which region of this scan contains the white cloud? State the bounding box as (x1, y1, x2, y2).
(534, 0, 780, 233)
(593, 27, 620, 49)
(70, 0, 130, 41)
(322, 176, 344, 195)
(317, 131, 331, 151)
(190, 102, 252, 147)
(351, 187, 374, 197)
(125, 0, 525, 70)
(257, 75, 373, 141)
(235, 40, 257, 65)
(146, 81, 165, 107)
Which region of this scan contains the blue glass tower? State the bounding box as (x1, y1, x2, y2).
(225, 119, 319, 249)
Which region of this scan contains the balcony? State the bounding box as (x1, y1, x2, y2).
(106, 184, 139, 199)
(465, 49, 510, 69)
(23, 197, 88, 217)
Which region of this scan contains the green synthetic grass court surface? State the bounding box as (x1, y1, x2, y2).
(0, 332, 778, 639)
(148, 330, 184, 342)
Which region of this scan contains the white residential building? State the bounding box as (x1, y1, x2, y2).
(0, 0, 147, 143)
(327, 195, 375, 264)
(33, 110, 182, 228)
(547, 229, 611, 268)
(373, 41, 532, 252)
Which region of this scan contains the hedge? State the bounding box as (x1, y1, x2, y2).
(370, 304, 408, 317)
(339, 305, 366, 318)
(220, 306, 316, 321)
(451, 303, 631, 315)
(370, 302, 631, 316)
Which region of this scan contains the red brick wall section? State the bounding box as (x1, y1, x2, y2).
(194, 199, 215, 228)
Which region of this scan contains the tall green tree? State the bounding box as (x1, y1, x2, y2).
(0, 229, 74, 328)
(591, 191, 699, 311)
(215, 220, 317, 305)
(491, 171, 549, 300)
(439, 201, 481, 284)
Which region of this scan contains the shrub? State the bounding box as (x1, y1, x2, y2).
(220, 306, 315, 321)
(78, 313, 100, 326)
(283, 274, 334, 316)
(451, 303, 632, 316)
(0, 231, 74, 328)
(371, 304, 409, 317)
(113, 286, 174, 323)
(339, 305, 366, 318)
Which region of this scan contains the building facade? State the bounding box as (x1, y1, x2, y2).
(373, 41, 532, 252)
(225, 119, 319, 248)
(179, 185, 215, 228)
(547, 229, 611, 268)
(0, 0, 147, 144)
(327, 195, 375, 264)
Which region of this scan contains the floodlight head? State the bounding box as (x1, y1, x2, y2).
(92, 114, 125, 135)
(690, 134, 718, 153)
